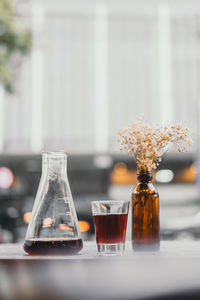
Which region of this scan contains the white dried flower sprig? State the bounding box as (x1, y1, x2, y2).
(118, 117, 193, 171)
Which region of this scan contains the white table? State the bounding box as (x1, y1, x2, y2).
(0, 241, 200, 299)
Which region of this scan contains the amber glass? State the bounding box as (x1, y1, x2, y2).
(132, 170, 160, 251)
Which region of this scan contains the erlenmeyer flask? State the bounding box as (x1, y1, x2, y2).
(24, 151, 83, 255)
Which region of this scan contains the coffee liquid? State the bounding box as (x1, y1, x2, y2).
(93, 213, 128, 244)
(24, 238, 83, 255)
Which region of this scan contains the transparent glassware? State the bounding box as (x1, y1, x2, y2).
(24, 151, 83, 255)
(132, 170, 160, 251)
(91, 200, 129, 255)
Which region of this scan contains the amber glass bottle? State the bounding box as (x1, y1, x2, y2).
(132, 170, 160, 251)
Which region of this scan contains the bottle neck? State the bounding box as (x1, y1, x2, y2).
(137, 169, 153, 183)
(42, 152, 67, 175)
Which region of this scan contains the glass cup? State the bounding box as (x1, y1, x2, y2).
(91, 200, 129, 255)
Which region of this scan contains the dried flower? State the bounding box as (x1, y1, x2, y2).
(118, 117, 193, 171)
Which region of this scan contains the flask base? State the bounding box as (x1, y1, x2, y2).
(24, 238, 83, 255)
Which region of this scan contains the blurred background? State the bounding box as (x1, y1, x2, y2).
(0, 0, 200, 243)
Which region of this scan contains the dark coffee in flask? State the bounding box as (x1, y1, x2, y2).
(24, 238, 83, 255)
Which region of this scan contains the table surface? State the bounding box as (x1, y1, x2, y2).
(0, 241, 200, 300)
(0, 240, 200, 259)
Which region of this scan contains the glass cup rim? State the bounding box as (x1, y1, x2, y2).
(91, 200, 130, 205)
(42, 150, 68, 157)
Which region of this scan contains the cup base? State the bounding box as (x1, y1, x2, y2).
(97, 243, 125, 255)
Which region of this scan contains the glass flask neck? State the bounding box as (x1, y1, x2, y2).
(42, 151, 67, 174)
(137, 169, 153, 183)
